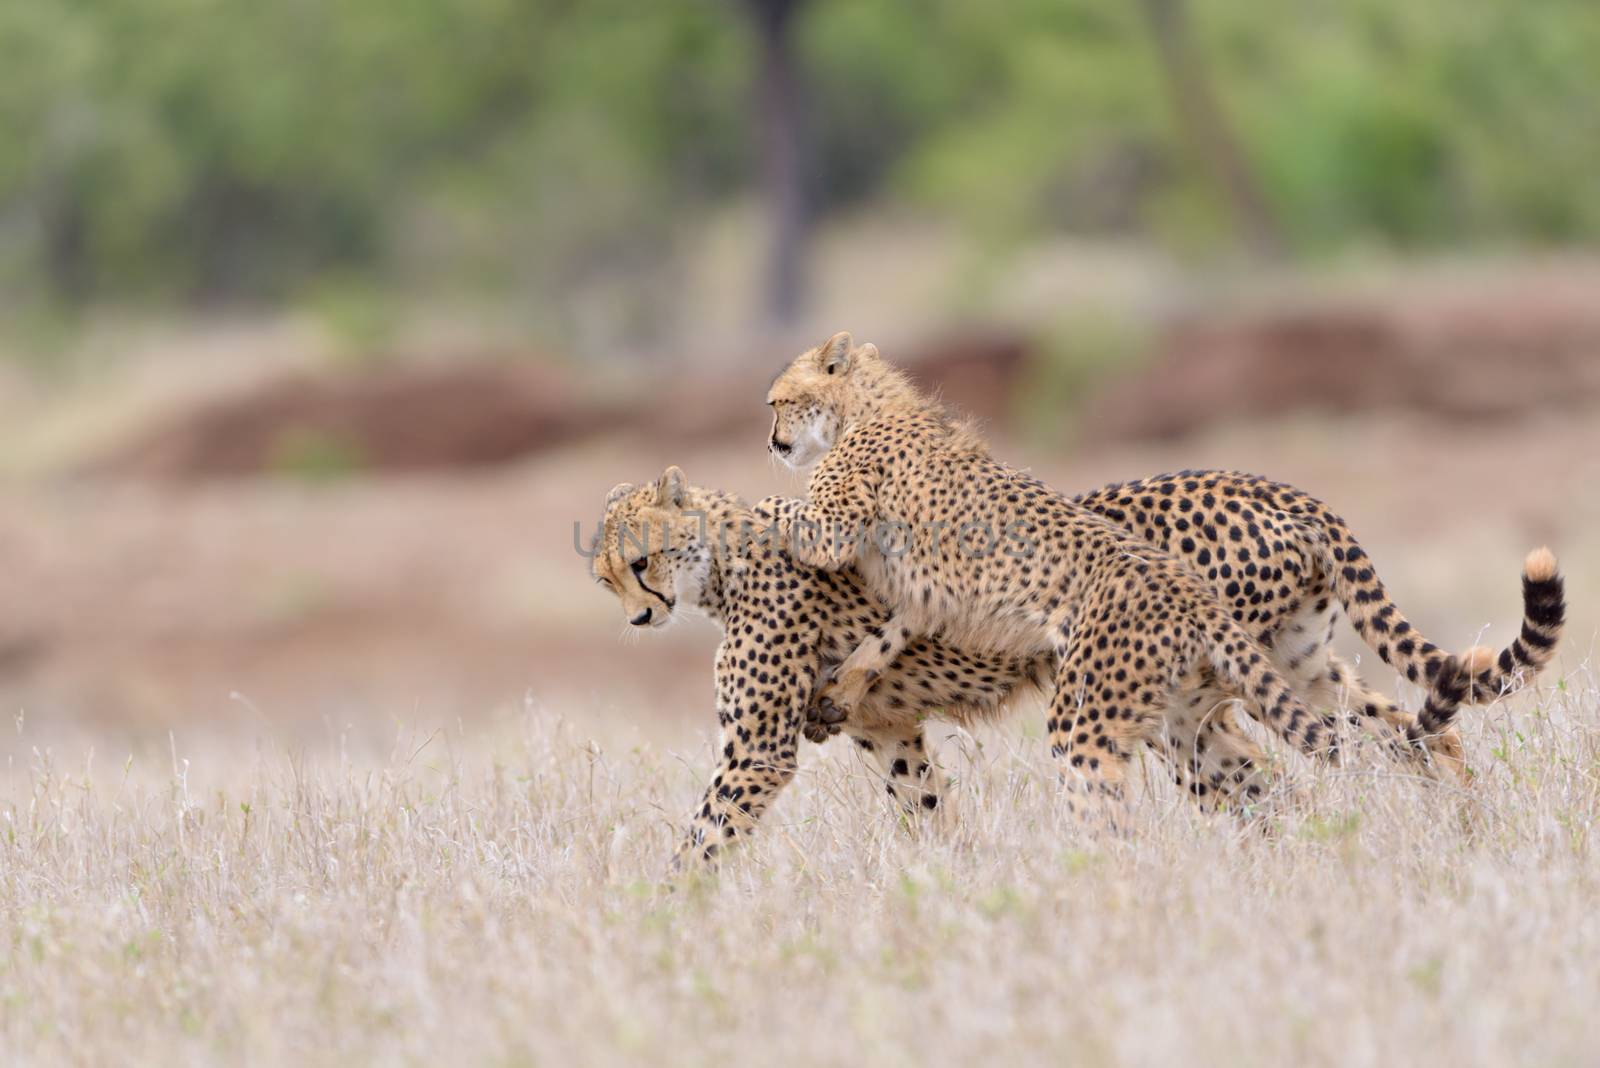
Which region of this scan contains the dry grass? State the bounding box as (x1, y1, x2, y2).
(4, 670, 1600, 1068)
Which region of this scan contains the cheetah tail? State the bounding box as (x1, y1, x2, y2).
(1407, 651, 1473, 742)
(1460, 548, 1566, 703)
(1320, 528, 1564, 705)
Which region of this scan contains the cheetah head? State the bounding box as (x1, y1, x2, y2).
(591, 466, 714, 628)
(765, 330, 880, 471)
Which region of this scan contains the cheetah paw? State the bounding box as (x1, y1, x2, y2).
(802, 717, 840, 744)
(813, 666, 880, 726)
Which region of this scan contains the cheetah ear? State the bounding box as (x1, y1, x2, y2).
(604, 482, 636, 510)
(855, 341, 879, 362)
(818, 331, 854, 376)
(656, 465, 688, 509)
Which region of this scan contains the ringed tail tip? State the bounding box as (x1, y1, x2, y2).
(1524, 546, 1558, 584)
(1461, 645, 1498, 676)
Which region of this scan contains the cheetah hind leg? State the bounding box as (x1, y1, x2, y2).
(1309, 652, 1479, 784)
(845, 718, 953, 830)
(1160, 677, 1284, 816)
(1045, 657, 1161, 837)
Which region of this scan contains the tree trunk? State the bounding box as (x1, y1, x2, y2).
(46, 194, 90, 304)
(744, 0, 808, 326)
(1140, 0, 1283, 259)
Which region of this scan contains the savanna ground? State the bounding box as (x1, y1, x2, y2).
(6, 0, 1600, 1056)
(4, 294, 1600, 1065)
(4, 674, 1599, 1066)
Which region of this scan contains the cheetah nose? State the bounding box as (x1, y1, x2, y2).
(770, 436, 792, 455)
(630, 608, 653, 627)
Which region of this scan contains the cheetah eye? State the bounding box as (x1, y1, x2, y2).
(630, 557, 649, 575)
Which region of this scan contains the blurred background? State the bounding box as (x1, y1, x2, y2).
(1, 0, 1597, 756)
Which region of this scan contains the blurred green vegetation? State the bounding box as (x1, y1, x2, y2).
(1, 0, 1596, 325)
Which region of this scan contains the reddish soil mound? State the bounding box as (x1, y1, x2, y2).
(86, 362, 614, 479)
(1089, 277, 1600, 440)
(84, 333, 1034, 481)
(904, 331, 1030, 424)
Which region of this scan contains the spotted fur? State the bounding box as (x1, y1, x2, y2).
(766, 333, 1494, 822)
(592, 473, 1281, 870)
(1070, 473, 1563, 776)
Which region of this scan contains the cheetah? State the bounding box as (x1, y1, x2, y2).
(591, 470, 1293, 869)
(1067, 471, 1564, 780)
(766, 333, 1560, 816)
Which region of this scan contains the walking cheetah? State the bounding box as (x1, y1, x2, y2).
(591, 471, 1297, 869)
(766, 333, 1559, 815)
(1067, 472, 1563, 779)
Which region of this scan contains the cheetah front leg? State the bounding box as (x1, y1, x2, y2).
(780, 462, 878, 573)
(673, 753, 797, 874)
(785, 462, 925, 725)
(672, 638, 808, 874)
(813, 614, 914, 728)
